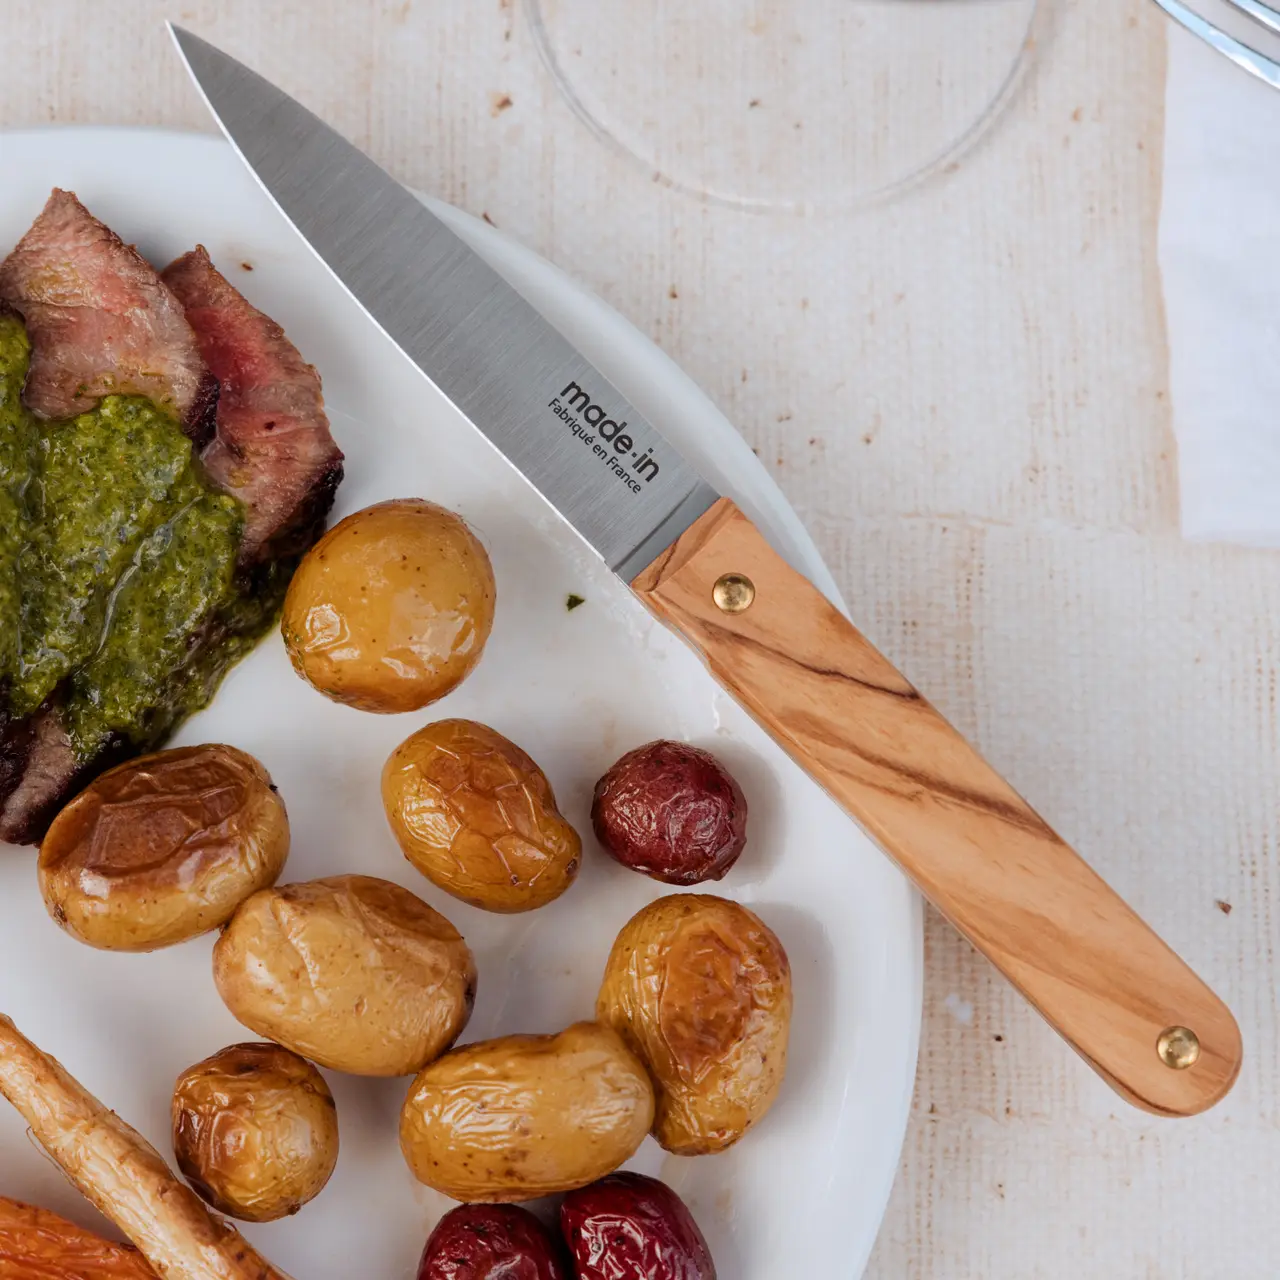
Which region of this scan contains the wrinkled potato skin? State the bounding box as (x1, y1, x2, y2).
(560, 1173, 717, 1280)
(418, 1204, 569, 1280)
(282, 499, 496, 714)
(213, 875, 476, 1077)
(399, 1022, 654, 1202)
(596, 895, 791, 1155)
(172, 1043, 338, 1223)
(591, 741, 747, 886)
(38, 745, 290, 952)
(382, 720, 581, 913)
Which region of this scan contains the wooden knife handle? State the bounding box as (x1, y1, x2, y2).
(632, 498, 1241, 1116)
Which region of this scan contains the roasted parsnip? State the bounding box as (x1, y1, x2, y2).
(0, 1016, 291, 1280)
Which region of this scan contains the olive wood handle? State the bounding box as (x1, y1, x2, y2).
(632, 498, 1241, 1116)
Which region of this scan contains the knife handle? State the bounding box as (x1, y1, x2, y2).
(632, 498, 1241, 1116)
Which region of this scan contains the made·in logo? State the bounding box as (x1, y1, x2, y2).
(559, 382, 660, 483)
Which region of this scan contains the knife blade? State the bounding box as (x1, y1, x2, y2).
(169, 25, 716, 585)
(169, 24, 1242, 1117)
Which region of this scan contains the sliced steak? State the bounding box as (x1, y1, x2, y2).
(0, 705, 78, 845)
(163, 246, 343, 563)
(0, 190, 217, 443)
(0, 214, 344, 847)
(0, 713, 33, 817)
(0, 709, 133, 847)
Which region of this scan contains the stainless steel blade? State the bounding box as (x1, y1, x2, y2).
(168, 25, 718, 581)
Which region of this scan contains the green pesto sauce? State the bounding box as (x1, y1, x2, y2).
(13, 395, 197, 716)
(0, 316, 276, 760)
(65, 486, 241, 754)
(149, 557, 291, 748)
(0, 315, 34, 685)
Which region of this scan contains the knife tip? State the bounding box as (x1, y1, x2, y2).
(165, 19, 187, 55)
(165, 20, 201, 60)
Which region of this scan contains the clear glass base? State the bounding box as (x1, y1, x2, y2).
(527, 0, 1040, 213)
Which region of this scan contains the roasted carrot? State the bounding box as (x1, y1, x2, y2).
(0, 1196, 158, 1280)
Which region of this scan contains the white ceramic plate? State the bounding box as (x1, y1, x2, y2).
(0, 128, 921, 1280)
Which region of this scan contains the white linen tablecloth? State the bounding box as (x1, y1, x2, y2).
(2, 1, 1279, 1275)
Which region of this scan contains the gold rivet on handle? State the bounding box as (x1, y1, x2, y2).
(1157, 1026, 1201, 1070)
(713, 573, 755, 614)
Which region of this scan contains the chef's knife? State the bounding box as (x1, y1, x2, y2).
(169, 25, 1241, 1116)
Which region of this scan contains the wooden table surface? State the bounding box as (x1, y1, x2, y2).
(4, 1, 1276, 1275)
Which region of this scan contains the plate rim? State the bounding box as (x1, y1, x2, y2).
(0, 124, 923, 1277)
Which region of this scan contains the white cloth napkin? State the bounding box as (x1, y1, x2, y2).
(1160, 24, 1280, 547)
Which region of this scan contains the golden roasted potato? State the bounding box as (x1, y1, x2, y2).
(596, 894, 791, 1155)
(281, 499, 496, 713)
(382, 719, 581, 913)
(172, 1043, 338, 1223)
(213, 875, 476, 1077)
(38, 745, 289, 952)
(399, 1022, 654, 1202)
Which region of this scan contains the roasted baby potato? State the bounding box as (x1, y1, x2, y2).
(399, 1021, 654, 1202)
(561, 1173, 717, 1280)
(592, 741, 747, 885)
(213, 875, 476, 1077)
(172, 1042, 338, 1222)
(382, 719, 582, 913)
(596, 894, 791, 1155)
(38, 744, 289, 952)
(282, 499, 496, 713)
(418, 1204, 569, 1280)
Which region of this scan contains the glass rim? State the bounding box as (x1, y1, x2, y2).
(524, 0, 1042, 214)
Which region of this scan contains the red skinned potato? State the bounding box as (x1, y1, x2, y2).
(418, 1204, 568, 1280)
(560, 1173, 717, 1280)
(591, 741, 746, 885)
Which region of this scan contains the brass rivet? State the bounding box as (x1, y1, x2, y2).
(713, 573, 755, 614)
(1157, 1026, 1201, 1070)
